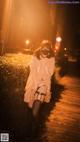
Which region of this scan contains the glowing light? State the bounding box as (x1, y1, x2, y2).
(25, 40, 30, 45)
(56, 37, 62, 42)
(41, 40, 49, 44)
(64, 48, 67, 51)
(55, 46, 59, 50)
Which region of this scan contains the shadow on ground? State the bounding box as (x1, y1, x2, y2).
(38, 75, 65, 128)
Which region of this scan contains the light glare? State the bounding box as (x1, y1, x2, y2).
(25, 40, 30, 45)
(56, 37, 62, 42)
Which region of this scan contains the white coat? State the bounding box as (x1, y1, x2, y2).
(24, 56, 55, 108)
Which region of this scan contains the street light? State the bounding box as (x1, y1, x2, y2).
(24, 39, 32, 54)
(64, 48, 67, 51)
(54, 36, 62, 54)
(56, 37, 62, 43)
(25, 40, 30, 45)
(55, 46, 59, 50)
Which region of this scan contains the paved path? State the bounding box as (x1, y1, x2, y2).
(37, 75, 80, 142)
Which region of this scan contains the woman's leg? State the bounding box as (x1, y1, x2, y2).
(32, 100, 42, 119)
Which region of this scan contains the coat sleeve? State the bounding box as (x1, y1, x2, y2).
(25, 56, 39, 91)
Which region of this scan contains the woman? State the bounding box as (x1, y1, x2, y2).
(24, 40, 55, 119)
